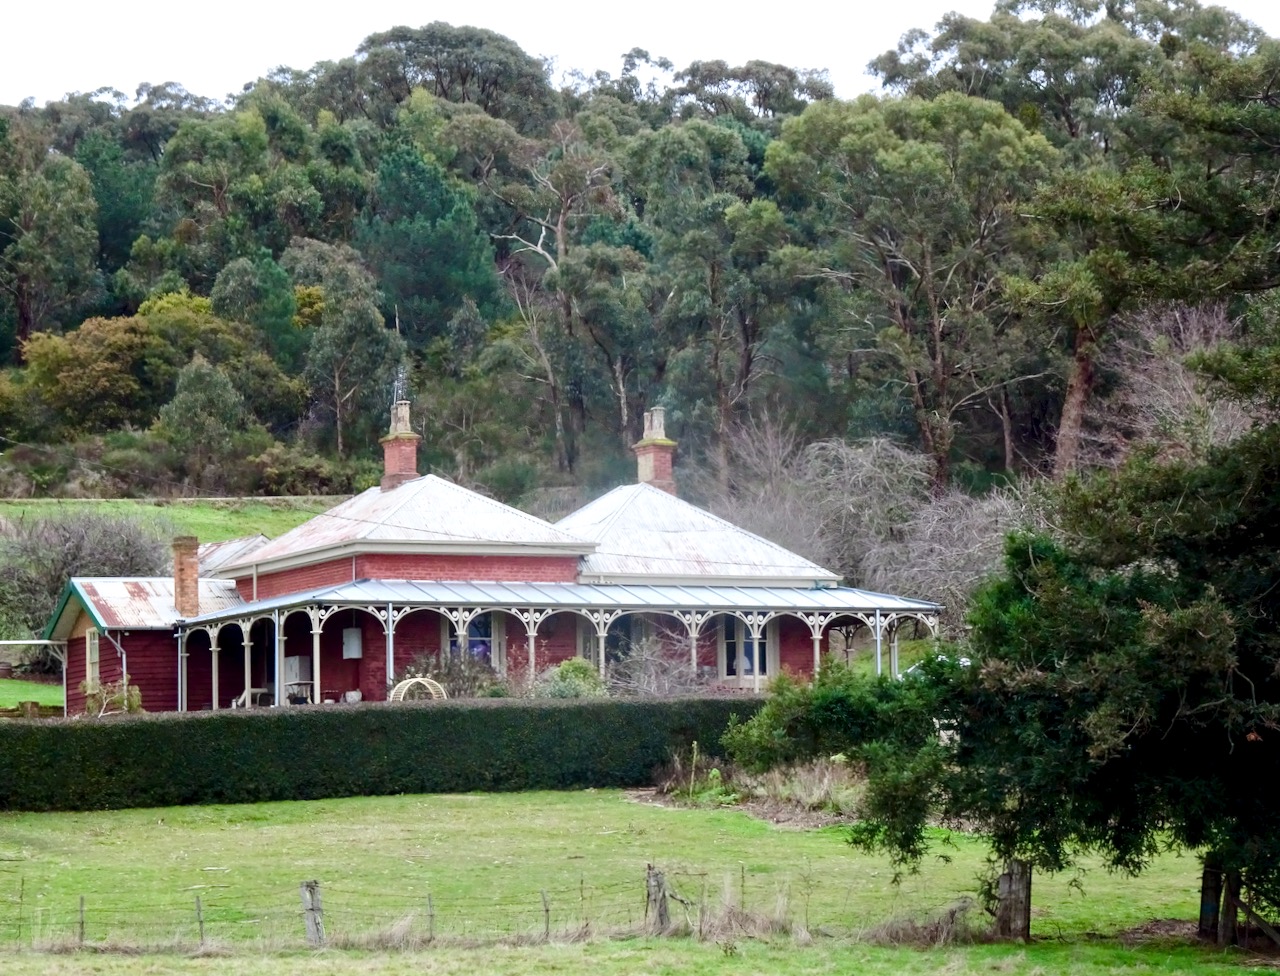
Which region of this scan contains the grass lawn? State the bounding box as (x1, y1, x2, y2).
(0, 498, 331, 544)
(0, 790, 1214, 953)
(0, 940, 1272, 976)
(0, 678, 62, 708)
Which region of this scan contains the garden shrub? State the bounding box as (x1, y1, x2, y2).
(0, 696, 761, 812)
(533, 657, 606, 699)
(722, 659, 942, 771)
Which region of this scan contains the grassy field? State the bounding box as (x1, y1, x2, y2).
(0, 498, 332, 543)
(0, 940, 1272, 976)
(0, 791, 1213, 945)
(0, 679, 62, 708)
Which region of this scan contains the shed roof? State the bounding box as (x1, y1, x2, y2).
(216, 475, 594, 576)
(44, 578, 245, 640)
(556, 484, 841, 586)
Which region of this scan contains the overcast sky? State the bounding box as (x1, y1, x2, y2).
(4, 0, 1280, 107)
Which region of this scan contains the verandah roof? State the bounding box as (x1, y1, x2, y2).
(182, 578, 940, 628)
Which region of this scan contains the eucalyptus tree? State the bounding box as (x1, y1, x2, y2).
(0, 117, 100, 353)
(767, 93, 1057, 488)
(871, 0, 1264, 155)
(626, 118, 804, 484)
(357, 23, 557, 134)
(1012, 37, 1280, 475)
(871, 0, 1273, 476)
(283, 238, 406, 456)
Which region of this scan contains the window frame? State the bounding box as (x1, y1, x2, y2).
(439, 612, 506, 672)
(85, 628, 100, 690)
(716, 615, 779, 685)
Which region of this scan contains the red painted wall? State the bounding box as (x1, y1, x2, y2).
(120, 631, 179, 713)
(186, 632, 214, 711)
(65, 635, 86, 715)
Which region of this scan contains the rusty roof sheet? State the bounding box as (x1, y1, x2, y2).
(219, 475, 593, 574)
(75, 578, 245, 630)
(557, 484, 841, 585)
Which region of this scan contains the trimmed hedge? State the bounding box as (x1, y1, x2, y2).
(0, 696, 762, 812)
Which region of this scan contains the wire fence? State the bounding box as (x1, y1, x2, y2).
(0, 867, 885, 951)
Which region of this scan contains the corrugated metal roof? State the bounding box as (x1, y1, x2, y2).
(69, 578, 244, 632)
(556, 484, 841, 585)
(197, 535, 270, 574)
(218, 475, 594, 574)
(185, 578, 938, 626)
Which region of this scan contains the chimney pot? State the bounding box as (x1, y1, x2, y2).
(633, 407, 677, 496)
(381, 399, 422, 491)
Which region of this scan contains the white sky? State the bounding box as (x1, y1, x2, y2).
(4, 0, 1280, 107)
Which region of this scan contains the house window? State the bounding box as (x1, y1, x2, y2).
(577, 615, 652, 664)
(86, 628, 100, 689)
(718, 616, 778, 684)
(443, 613, 506, 671)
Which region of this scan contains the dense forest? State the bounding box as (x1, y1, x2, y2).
(2, 0, 1278, 611)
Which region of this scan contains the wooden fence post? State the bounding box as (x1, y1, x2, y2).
(300, 880, 325, 946)
(1219, 871, 1240, 946)
(645, 864, 669, 934)
(195, 896, 204, 946)
(78, 895, 85, 946)
(541, 889, 550, 941)
(427, 892, 434, 943)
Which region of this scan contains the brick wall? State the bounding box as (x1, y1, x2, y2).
(778, 616, 818, 676)
(238, 559, 354, 600)
(239, 552, 581, 600)
(356, 553, 579, 583)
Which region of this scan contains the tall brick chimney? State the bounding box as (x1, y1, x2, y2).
(380, 399, 422, 491)
(172, 536, 199, 618)
(633, 407, 677, 495)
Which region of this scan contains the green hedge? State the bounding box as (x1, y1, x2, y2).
(0, 697, 761, 812)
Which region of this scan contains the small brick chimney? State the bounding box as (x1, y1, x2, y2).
(172, 536, 199, 618)
(380, 399, 422, 491)
(633, 407, 677, 495)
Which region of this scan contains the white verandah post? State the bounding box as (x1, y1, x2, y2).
(874, 609, 883, 676)
(177, 630, 188, 712)
(745, 614, 768, 694)
(385, 602, 396, 698)
(513, 610, 551, 690)
(242, 622, 252, 707)
(274, 611, 285, 707)
(310, 616, 322, 705)
(210, 630, 220, 710)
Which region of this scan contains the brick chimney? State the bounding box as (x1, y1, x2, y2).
(633, 407, 677, 495)
(173, 536, 199, 618)
(380, 399, 422, 491)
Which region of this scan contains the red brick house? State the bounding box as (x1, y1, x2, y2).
(45, 405, 939, 715)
